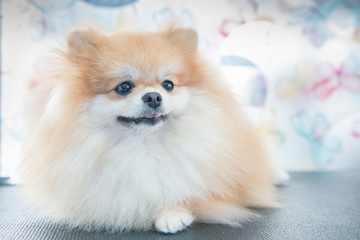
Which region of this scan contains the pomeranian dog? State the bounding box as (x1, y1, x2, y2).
(20, 25, 282, 234)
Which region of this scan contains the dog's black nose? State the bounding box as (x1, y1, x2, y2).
(142, 92, 162, 109)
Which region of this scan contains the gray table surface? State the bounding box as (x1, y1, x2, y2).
(1, 172, 359, 240)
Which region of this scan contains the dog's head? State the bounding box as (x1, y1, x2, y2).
(65, 27, 204, 132)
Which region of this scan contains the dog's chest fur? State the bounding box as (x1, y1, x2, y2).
(50, 118, 224, 230)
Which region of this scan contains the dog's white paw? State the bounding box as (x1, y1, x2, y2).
(155, 209, 194, 234)
(274, 169, 290, 186)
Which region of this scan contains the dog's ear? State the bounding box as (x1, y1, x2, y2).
(166, 27, 198, 51)
(67, 29, 101, 54)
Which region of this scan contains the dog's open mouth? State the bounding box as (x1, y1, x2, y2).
(117, 113, 168, 126)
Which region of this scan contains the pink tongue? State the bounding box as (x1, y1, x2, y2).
(144, 113, 160, 119)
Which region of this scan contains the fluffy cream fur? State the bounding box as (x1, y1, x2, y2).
(20, 26, 280, 234)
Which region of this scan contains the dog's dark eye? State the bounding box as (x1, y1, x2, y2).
(162, 80, 174, 92)
(115, 81, 134, 95)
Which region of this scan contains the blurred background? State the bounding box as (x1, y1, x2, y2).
(1, 0, 360, 181)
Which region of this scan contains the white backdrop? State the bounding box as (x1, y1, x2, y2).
(1, 0, 360, 181)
